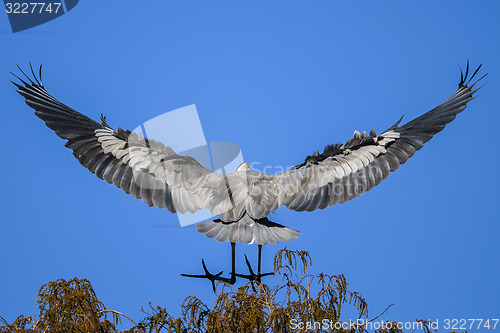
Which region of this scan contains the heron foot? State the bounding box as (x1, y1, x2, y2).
(181, 259, 236, 293)
(234, 255, 273, 292)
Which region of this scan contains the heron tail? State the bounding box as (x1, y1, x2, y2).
(196, 215, 300, 245)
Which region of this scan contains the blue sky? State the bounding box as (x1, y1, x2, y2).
(1, 1, 499, 330)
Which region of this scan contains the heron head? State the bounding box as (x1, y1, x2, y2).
(237, 162, 251, 172)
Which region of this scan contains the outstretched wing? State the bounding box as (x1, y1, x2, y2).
(271, 62, 486, 213)
(13, 65, 219, 214)
(14, 65, 277, 221)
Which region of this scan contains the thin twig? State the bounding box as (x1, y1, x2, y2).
(0, 316, 10, 327)
(98, 310, 136, 325)
(368, 304, 394, 322)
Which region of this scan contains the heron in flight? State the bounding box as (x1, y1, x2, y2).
(13, 62, 485, 291)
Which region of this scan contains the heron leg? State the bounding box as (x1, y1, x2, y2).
(234, 245, 273, 292)
(181, 242, 237, 293)
(257, 244, 262, 282)
(257, 245, 274, 281)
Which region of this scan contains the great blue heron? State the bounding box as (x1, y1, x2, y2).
(13, 62, 485, 291)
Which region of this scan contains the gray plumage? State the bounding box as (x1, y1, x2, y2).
(13, 63, 485, 246)
(196, 214, 300, 245)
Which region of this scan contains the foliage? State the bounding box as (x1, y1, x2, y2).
(0, 249, 446, 333)
(0, 277, 128, 332)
